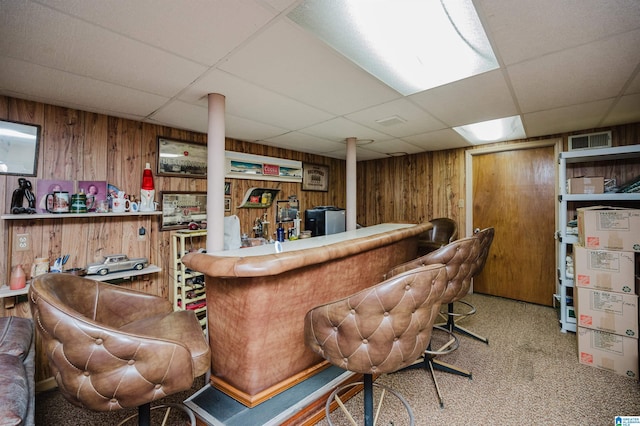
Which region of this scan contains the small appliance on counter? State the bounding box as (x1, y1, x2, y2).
(304, 206, 346, 237)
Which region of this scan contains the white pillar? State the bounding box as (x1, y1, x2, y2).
(207, 93, 226, 252)
(346, 137, 357, 231)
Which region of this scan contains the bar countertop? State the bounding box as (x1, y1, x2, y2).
(182, 222, 431, 278)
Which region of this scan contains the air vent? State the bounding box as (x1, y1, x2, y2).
(568, 131, 612, 151)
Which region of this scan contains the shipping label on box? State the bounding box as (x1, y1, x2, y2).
(577, 207, 640, 252)
(578, 327, 639, 379)
(567, 177, 604, 194)
(574, 245, 637, 294)
(576, 287, 638, 338)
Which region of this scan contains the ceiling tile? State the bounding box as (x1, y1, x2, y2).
(345, 99, 445, 138)
(509, 29, 640, 113)
(409, 70, 518, 127)
(523, 100, 614, 137)
(0, 57, 168, 119)
(602, 94, 640, 127)
(263, 132, 346, 154)
(0, 1, 207, 97)
(37, 0, 277, 66)
(298, 117, 392, 143)
(180, 69, 334, 130)
(403, 129, 472, 151)
(218, 19, 401, 115)
(360, 139, 428, 156)
(477, 0, 640, 65)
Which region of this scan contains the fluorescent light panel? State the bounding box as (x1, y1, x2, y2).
(288, 0, 499, 95)
(453, 115, 526, 144)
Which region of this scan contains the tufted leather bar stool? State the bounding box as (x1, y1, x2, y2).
(304, 263, 449, 426)
(29, 273, 210, 426)
(417, 217, 458, 256)
(385, 233, 487, 407)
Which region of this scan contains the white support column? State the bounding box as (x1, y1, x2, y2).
(207, 93, 226, 252)
(346, 137, 357, 231)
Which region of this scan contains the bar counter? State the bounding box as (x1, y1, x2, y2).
(182, 222, 431, 407)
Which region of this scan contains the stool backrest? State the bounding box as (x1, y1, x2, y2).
(385, 236, 481, 304)
(304, 263, 448, 375)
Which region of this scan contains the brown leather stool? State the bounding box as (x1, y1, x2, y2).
(305, 264, 449, 425)
(29, 274, 210, 426)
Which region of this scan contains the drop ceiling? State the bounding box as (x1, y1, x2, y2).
(0, 0, 638, 161)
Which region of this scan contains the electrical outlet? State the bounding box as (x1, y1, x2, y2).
(14, 233, 31, 252)
(137, 226, 147, 241)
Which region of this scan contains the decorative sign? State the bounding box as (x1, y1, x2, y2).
(225, 152, 302, 183)
(302, 163, 329, 191)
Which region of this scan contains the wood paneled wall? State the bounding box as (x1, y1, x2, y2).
(0, 96, 345, 321)
(1, 94, 638, 381)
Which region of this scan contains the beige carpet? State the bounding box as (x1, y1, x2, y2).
(36, 293, 640, 425)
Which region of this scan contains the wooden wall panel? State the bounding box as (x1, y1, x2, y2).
(1, 94, 638, 382)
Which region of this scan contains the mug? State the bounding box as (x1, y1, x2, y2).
(45, 191, 69, 213)
(130, 202, 139, 212)
(70, 193, 87, 213)
(111, 198, 130, 213)
(85, 194, 96, 211)
(95, 200, 109, 213)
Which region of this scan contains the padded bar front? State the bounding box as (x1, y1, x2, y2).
(182, 223, 430, 407)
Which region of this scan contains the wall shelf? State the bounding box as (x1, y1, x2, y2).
(0, 283, 30, 299)
(1, 211, 162, 220)
(237, 187, 281, 208)
(85, 264, 161, 282)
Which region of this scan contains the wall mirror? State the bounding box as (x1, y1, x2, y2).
(0, 119, 41, 176)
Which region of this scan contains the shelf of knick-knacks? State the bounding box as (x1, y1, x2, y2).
(237, 187, 281, 208)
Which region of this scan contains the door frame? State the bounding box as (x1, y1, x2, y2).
(464, 139, 562, 292)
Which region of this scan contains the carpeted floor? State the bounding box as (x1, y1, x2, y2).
(36, 293, 640, 425)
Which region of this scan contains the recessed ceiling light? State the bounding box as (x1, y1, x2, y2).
(453, 116, 526, 145)
(289, 0, 498, 95)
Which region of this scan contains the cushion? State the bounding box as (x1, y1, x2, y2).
(0, 353, 28, 426)
(0, 317, 33, 362)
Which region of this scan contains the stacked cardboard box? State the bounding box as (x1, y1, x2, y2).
(575, 207, 640, 379)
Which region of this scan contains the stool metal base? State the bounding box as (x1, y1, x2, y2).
(116, 402, 196, 426)
(325, 375, 414, 426)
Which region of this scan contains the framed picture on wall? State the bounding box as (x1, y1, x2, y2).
(157, 137, 207, 178)
(160, 191, 207, 231)
(302, 163, 329, 191)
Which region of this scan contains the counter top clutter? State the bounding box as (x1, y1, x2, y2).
(182, 222, 431, 408)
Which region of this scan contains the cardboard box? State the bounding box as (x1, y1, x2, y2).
(567, 177, 604, 194)
(576, 287, 638, 338)
(577, 207, 640, 252)
(577, 327, 639, 379)
(574, 245, 637, 294)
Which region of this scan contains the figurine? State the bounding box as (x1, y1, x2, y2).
(11, 178, 36, 214)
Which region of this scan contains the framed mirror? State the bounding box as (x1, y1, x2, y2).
(0, 119, 41, 176)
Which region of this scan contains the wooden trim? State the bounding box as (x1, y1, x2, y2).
(210, 361, 331, 408)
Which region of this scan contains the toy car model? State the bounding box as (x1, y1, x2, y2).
(86, 254, 148, 276)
